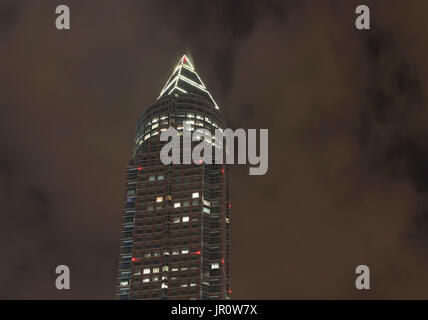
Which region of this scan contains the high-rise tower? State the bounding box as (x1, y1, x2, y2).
(116, 55, 231, 300)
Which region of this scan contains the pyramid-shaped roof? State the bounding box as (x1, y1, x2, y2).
(157, 55, 219, 110)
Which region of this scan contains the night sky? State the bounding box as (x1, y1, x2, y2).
(1, 0, 428, 299)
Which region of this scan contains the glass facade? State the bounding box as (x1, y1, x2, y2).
(116, 56, 230, 300)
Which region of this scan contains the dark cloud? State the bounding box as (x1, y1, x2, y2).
(0, 153, 13, 185)
(219, 0, 256, 39)
(388, 140, 428, 194)
(396, 65, 423, 104)
(365, 33, 390, 61)
(214, 50, 234, 93)
(0, 1, 22, 35)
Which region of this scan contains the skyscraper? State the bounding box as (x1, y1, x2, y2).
(116, 55, 231, 300)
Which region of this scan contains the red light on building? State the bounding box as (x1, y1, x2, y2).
(131, 257, 137, 262)
(221, 168, 225, 175)
(221, 258, 224, 265)
(194, 250, 201, 255)
(229, 289, 232, 295)
(138, 167, 143, 171)
(228, 203, 231, 209)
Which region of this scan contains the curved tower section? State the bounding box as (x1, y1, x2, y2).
(116, 55, 231, 300)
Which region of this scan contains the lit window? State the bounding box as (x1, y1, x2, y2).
(156, 196, 163, 203)
(181, 284, 188, 287)
(143, 278, 150, 283)
(120, 281, 128, 286)
(161, 283, 168, 289)
(173, 217, 180, 223)
(149, 176, 155, 181)
(154, 252, 160, 256)
(203, 207, 210, 214)
(192, 192, 199, 198)
(182, 249, 189, 254)
(211, 263, 219, 269)
(182, 216, 189, 222)
(172, 250, 179, 255)
(152, 276, 159, 281)
(203, 200, 210, 207)
(190, 283, 196, 287)
(144, 253, 151, 258)
(163, 266, 169, 272)
(226, 217, 230, 224)
(143, 268, 150, 274)
(174, 202, 181, 208)
(172, 267, 178, 271)
(153, 268, 160, 274)
(158, 175, 164, 180)
(152, 123, 159, 129)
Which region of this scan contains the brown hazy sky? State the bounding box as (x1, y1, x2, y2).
(1, 0, 428, 299)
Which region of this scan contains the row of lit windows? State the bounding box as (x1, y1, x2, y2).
(140, 198, 199, 211)
(136, 264, 199, 277)
(129, 176, 202, 188)
(142, 113, 220, 132)
(136, 113, 223, 146)
(133, 234, 200, 245)
(121, 277, 199, 287)
(132, 255, 200, 266)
